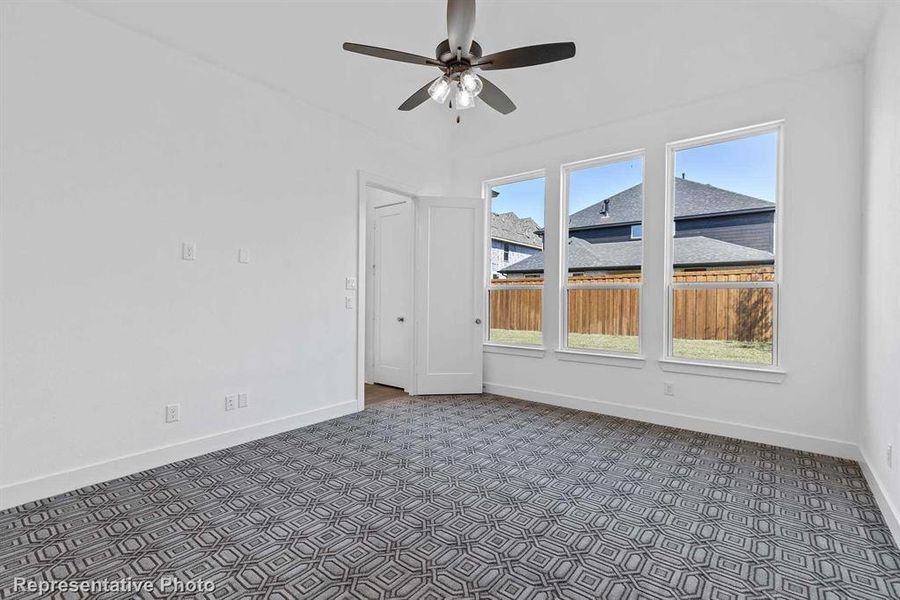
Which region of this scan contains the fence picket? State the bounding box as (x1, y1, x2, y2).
(490, 267, 774, 341)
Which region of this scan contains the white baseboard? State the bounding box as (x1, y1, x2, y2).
(0, 400, 358, 511)
(484, 382, 859, 460)
(490, 382, 900, 547)
(859, 450, 900, 548)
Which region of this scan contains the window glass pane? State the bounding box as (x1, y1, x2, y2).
(567, 287, 639, 353)
(672, 132, 777, 280)
(489, 286, 542, 345)
(672, 287, 773, 365)
(669, 129, 778, 366)
(489, 175, 544, 345)
(563, 155, 643, 353)
(566, 157, 643, 282)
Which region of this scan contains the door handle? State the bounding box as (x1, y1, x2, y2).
(475, 318, 482, 325)
(397, 317, 405, 322)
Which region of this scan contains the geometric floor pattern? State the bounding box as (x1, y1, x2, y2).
(2, 393, 899, 599)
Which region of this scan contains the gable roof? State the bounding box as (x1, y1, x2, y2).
(501, 236, 774, 274)
(567, 178, 775, 230)
(491, 212, 542, 249)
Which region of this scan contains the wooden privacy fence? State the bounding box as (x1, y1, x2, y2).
(490, 267, 774, 342)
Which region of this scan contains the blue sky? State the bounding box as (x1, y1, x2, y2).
(675, 131, 778, 202)
(490, 177, 547, 226)
(490, 132, 778, 225)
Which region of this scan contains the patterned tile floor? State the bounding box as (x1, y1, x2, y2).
(2, 394, 899, 599)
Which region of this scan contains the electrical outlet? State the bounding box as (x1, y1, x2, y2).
(238, 393, 248, 408)
(888, 443, 893, 469)
(225, 395, 237, 411)
(165, 404, 180, 423)
(182, 242, 196, 261)
(663, 382, 675, 397)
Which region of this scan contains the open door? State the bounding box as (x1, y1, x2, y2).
(414, 196, 484, 394)
(370, 199, 413, 389)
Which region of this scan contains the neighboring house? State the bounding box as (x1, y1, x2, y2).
(502, 177, 775, 276)
(491, 211, 542, 277)
(501, 236, 774, 275)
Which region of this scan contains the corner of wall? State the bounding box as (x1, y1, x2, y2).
(858, 1, 900, 548)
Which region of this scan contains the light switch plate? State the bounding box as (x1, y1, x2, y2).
(238, 393, 248, 408)
(238, 248, 250, 264)
(182, 242, 196, 261)
(345, 277, 357, 290)
(345, 296, 354, 309)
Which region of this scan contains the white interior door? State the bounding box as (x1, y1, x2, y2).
(415, 196, 484, 394)
(371, 199, 413, 389)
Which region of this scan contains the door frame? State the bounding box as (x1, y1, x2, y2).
(357, 171, 419, 409)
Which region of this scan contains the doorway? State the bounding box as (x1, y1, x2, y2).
(357, 172, 486, 408)
(365, 186, 414, 392)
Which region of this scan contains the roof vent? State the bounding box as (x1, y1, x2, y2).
(599, 199, 610, 218)
(681, 172, 686, 179)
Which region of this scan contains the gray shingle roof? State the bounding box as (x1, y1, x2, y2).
(500, 236, 774, 274)
(567, 178, 774, 230)
(491, 212, 542, 248)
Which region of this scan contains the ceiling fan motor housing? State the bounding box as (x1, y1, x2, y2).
(436, 39, 483, 65)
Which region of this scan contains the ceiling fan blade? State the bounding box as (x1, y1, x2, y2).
(398, 81, 434, 111)
(477, 76, 516, 114)
(474, 42, 576, 70)
(447, 0, 476, 55)
(342, 42, 442, 67)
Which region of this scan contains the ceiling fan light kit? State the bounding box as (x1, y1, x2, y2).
(460, 70, 483, 95)
(454, 83, 476, 110)
(342, 0, 576, 117)
(428, 76, 453, 104)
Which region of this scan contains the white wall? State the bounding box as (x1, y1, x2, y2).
(860, 3, 900, 539)
(0, 1, 441, 508)
(452, 64, 864, 457)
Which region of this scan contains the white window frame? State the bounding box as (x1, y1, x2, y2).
(663, 120, 784, 373)
(482, 169, 546, 351)
(630, 224, 642, 240)
(559, 149, 645, 359)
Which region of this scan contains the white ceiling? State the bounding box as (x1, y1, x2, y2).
(74, 0, 885, 155)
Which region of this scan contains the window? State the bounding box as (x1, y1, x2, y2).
(486, 172, 545, 346)
(562, 151, 644, 354)
(666, 123, 781, 366)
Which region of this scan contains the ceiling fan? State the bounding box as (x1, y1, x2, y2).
(342, 0, 576, 116)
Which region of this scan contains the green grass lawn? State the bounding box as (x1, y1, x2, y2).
(489, 329, 772, 364)
(673, 338, 772, 364)
(489, 329, 544, 346)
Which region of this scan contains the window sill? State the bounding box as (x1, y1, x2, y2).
(555, 349, 646, 369)
(658, 358, 786, 383)
(483, 343, 546, 359)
